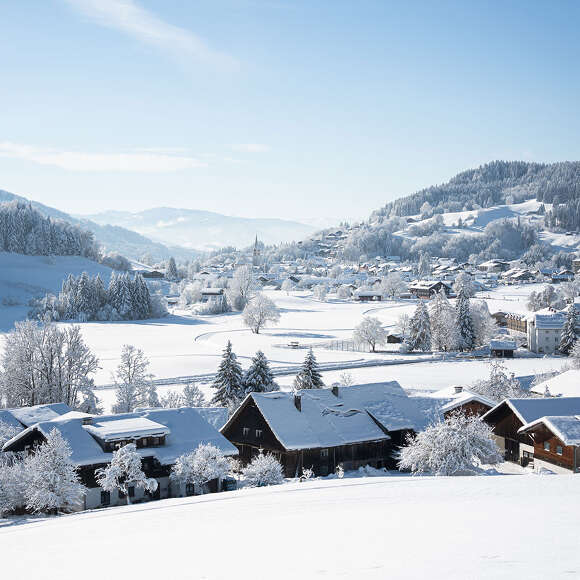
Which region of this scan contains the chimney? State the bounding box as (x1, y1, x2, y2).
(454, 386, 463, 394)
(331, 385, 339, 397)
(294, 393, 302, 412)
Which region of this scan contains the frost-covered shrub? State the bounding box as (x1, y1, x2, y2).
(0, 460, 27, 516)
(100, 252, 131, 271)
(171, 444, 230, 494)
(150, 292, 169, 318)
(242, 452, 284, 487)
(399, 412, 502, 476)
(470, 360, 531, 403)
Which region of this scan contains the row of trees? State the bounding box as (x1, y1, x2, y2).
(0, 200, 99, 258)
(31, 271, 166, 322)
(0, 320, 100, 411)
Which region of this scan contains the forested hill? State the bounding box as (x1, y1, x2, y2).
(373, 160, 580, 225)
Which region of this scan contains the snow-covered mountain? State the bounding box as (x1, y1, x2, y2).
(79, 207, 316, 251)
(0, 190, 196, 261)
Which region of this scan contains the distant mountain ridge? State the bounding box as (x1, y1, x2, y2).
(0, 190, 196, 261)
(79, 207, 316, 251)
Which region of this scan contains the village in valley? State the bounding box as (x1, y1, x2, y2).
(2, 1, 580, 578)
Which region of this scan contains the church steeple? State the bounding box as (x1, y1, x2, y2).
(252, 234, 261, 267)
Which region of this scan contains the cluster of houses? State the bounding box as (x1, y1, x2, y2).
(3, 371, 580, 514)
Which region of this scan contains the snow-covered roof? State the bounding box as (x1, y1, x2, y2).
(3, 407, 238, 466)
(84, 417, 170, 442)
(224, 382, 428, 451)
(518, 415, 580, 446)
(408, 280, 450, 290)
(482, 397, 580, 426)
(526, 309, 566, 328)
(531, 369, 580, 398)
(489, 339, 516, 351)
(440, 392, 496, 414)
(194, 407, 229, 430)
(0, 402, 72, 428)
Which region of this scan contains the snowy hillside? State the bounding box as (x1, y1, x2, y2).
(0, 253, 113, 330)
(1, 474, 578, 579)
(80, 207, 316, 250)
(0, 189, 195, 261)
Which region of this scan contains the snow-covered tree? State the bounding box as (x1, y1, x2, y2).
(182, 383, 207, 407)
(396, 313, 411, 338)
(429, 288, 458, 351)
(417, 252, 431, 279)
(210, 341, 245, 411)
(0, 460, 27, 516)
(281, 279, 295, 295)
(112, 345, 153, 413)
(380, 272, 406, 299)
(95, 443, 157, 504)
(242, 293, 280, 334)
(353, 316, 387, 352)
(455, 288, 475, 351)
(25, 429, 86, 513)
(166, 257, 179, 281)
(227, 265, 259, 311)
(559, 305, 577, 355)
(399, 412, 502, 476)
(569, 340, 580, 369)
(242, 451, 284, 487)
(293, 348, 324, 390)
(407, 301, 431, 352)
(470, 300, 497, 347)
(453, 272, 476, 297)
(336, 284, 353, 299)
(0, 320, 99, 410)
(0, 421, 20, 448)
(313, 284, 328, 302)
(171, 444, 230, 494)
(243, 351, 279, 393)
(470, 360, 530, 402)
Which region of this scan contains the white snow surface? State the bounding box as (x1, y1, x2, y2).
(2, 474, 580, 579)
(531, 368, 580, 397)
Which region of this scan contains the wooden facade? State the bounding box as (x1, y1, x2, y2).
(483, 404, 532, 463)
(221, 397, 403, 477)
(443, 400, 492, 420)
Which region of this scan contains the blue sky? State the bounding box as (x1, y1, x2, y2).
(0, 0, 579, 224)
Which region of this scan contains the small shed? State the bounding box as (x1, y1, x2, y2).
(490, 339, 516, 358)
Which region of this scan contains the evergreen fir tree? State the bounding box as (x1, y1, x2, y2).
(94, 274, 107, 309)
(210, 341, 245, 410)
(243, 350, 279, 393)
(182, 383, 206, 407)
(560, 305, 577, 354)
(293, 348, 324, 390)
(75, 271, 94, 320)
(408, 301, 431, 352)
(166, 257, 178, 280)
(116, 273, 133, 319)
(455, 288, 475, 351)
(429, 289, 458, 351)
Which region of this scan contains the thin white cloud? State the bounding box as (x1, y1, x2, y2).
(63, 0, 236, 68)
(231, 143, 271, 153)
(0, 142, 207, 172)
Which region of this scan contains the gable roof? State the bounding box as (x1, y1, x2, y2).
(530, 369, 580, 398)
(3, 407, 238, 466)
(518, 415, 580, 446)
(223, 382, 428, 451)
(441, 392, 496, 414)
(482, 397, 580, 426)
(0, 402, 72, 429)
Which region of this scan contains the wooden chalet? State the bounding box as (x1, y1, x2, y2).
(518, 416, 580, 473)
(3, 407, 237, 511)
(408, 280, 451, 299)
(505, 313, 527, 333)
(141, 270, 165, 279)
(221, 382, 427, 477)
(482, 397, 580, 467)
(439, 387, 495, 419)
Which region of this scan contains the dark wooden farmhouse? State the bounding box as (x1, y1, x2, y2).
(490, 339, 516, 358)
(221, 382, 427, 477)
(518, 415, 580, 473)
(482, 397, 580, 467)
(408, 280, 452, 299)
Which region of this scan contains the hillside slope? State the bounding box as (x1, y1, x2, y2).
(0, 475, 578, 579)
(0, 189, 195, 261)
(80, 207, 316, 251)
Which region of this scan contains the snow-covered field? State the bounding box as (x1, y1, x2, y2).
(1, 474, 579, 579)
(0, 281, 568, 412)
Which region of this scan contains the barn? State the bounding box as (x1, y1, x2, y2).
(221, 382, 427, 477)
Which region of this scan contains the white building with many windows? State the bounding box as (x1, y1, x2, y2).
(526, 309, 566, 354)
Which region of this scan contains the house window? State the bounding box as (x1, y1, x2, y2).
(152, 437, 160, 446)
(242, 427, 250, 437)
(544, 441, 551, 452)
(101, 491, 110, 506)
(128, 486, 135, 498)
(557, 445, 563, 455)
(186, 483, 195, 496)
(141, 437, 149, 447)
(320, 448, 329, 458)
(255, 429, 263, 439)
